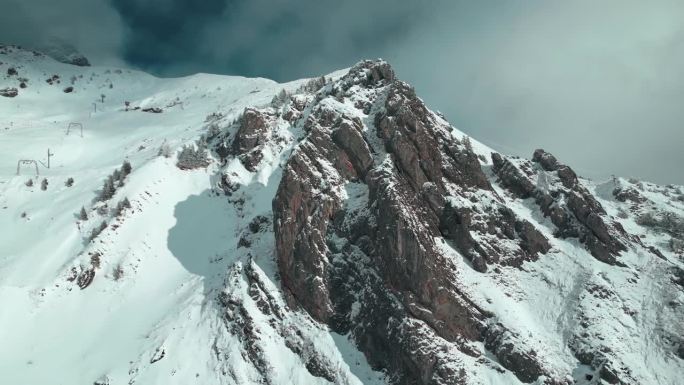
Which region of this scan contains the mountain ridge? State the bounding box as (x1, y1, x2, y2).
(1, 45, 682, 385)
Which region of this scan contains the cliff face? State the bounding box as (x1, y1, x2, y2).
(226, 60, 684, 384)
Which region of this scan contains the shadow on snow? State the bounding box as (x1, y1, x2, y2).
(167, 189, 238, 295)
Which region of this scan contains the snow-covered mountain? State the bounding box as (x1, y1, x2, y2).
(1, 44, 682, 385)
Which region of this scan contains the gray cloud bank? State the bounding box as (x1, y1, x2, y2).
(1, 0, 682, 184)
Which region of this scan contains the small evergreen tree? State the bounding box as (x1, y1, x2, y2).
(25, 179, 33, 187)
(79, 206, 88, 220)
(298, 76, 327, 93)
(100, 176, 115, 201)
(89, 221, 107, 241)
(158, 143, 172, 158)
(463, 136, 473, 152)
(270, 89, 289, 107)
(112, 197, 132, 217)
(65, 177, 74, 187)
(121, 160, 132, 176)
(176, 140, 209, 170)
(40, 178, 48, 191)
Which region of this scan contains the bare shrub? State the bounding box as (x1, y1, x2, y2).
(113, 264, 124, 281)
(637, 210, 684, 239)
(90, 253, 102, 269)
(671, 238, 684, 254)
(97, 204, 109, 216)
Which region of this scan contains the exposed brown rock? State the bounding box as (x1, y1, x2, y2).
(612, 187, 645, 203)
(491, 153, 535, 198)
(330, 118, 373, 178)
(232, 108, 273, 171)
(493, 150, 628, 265)
(0, 87, 18, 97)
(77, 268, 95, 289)
(272, 60, 560, 384)
(532, 149, 560, 171)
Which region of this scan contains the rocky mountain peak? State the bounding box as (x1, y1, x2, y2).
(210, 59, 681, 384)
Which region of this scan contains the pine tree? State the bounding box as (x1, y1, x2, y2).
(113, 197, 132, 217)
(65, 177, 74, 187)
(113, 263, 124, 280)
(121, 160, 132, 176)
(176, 140, 209, 170)
(89, 221, 107, 241)
(271, 89, 289, 107)
(40, 178, 48, 191)
(25, 179, 33, 187)
(158, 143, 172, 158)
(463, 136, 473, 152)
(100, 176, 115, 201)
(79, 206, 88, 220)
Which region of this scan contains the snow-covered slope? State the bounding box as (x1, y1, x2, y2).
(0, 45, 382, 385)
(1, 45, 682, 385)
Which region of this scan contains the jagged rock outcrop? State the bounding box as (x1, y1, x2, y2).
(272, 60, 565, 384)
(231, 108, 276, 171)
(493, 149, 627, 265)
(0, 87, 18, 97)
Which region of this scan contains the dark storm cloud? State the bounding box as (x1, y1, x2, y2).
(109, 0, 229, 71)
(1, 1, 682, 184)
(0, 0, 124, 65)
(109, 0, 425, 79)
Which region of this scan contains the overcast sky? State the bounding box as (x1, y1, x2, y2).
(2, 0, 682, 184)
